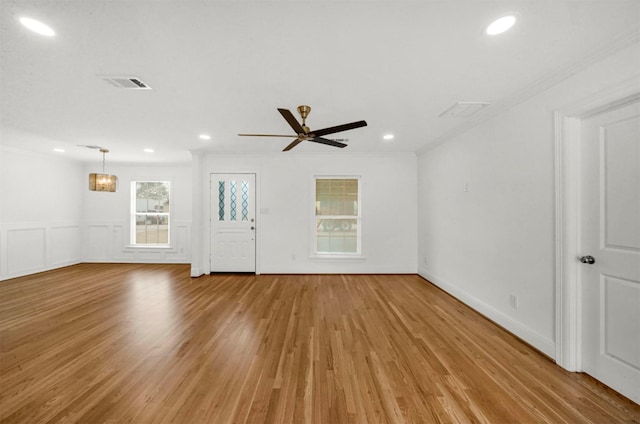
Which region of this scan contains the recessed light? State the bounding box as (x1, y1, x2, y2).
(20, 17, 55, 37)
(383, 134, 395, 141)
(199, 134, 211, 140)
(485, 15, 517, 36)
(144, 148, 154, 153)
(53, 148, 65, 153)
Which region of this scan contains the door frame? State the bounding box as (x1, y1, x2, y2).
(209, 172, 259, 274)
(554, 78, 640, 371)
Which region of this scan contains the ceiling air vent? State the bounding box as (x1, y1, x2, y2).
(439, 101, 491, 118)
(99, 75, 151, 89)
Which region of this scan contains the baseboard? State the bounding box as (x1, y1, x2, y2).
(418, 267, 556, 359)
(1, 260, 81, 282)
(190, 266, 204, 278)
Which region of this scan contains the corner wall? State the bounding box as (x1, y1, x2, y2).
(0, 147, 85, 280)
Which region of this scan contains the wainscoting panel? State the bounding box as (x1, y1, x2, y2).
(51, 225, 81, 266)
(83, 221, 190, 264)
(1, 221, 191, 281)
(1, 222, 83, 281)
(6, 228, 46, 276)
(86, 225, 110, 261)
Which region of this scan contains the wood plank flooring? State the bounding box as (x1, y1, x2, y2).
(0, 264, 638, 423)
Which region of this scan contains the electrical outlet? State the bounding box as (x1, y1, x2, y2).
(423, 257, 428, 265)
(509, 294, 518, 310)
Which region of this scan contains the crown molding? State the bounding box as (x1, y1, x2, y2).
(418, 28, 640, 155)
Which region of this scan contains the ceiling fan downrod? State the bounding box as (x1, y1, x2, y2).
(297, 105, 311, 134)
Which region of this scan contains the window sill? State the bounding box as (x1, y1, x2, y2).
(309, 254, 366, 261)
(125, 245, 173, 250)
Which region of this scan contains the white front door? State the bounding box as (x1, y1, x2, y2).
(580, 100, 640, 403)
(210, 173, 256, 272)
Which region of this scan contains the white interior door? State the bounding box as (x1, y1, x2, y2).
(580, 100, 640, 403)
(210, 173, 256, 272)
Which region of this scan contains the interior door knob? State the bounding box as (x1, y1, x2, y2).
(579, 255, 596, 264)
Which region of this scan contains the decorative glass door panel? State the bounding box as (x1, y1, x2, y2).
(210, 173, 256, 272)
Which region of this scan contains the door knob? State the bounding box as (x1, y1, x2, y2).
(251, 226, 255, 230)
(579, 255, 595, 264)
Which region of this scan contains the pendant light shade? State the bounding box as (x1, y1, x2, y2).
(88, 173, 118, 192)
(89, 149, 118, 192)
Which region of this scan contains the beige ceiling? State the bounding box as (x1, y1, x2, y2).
(1, 1, 639, 163)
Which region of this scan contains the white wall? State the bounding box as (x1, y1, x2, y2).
(83, 163, 192, 264)
(0, 149, 193, 280)
(191, 152, 418, 275)
(0, 147, 85, 279)
(417, 43, 640, 357)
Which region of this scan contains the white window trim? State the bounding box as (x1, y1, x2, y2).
(310, 175, 364, 259)
(130, 180, 172, 247)
(125, 244, 173, 250)
(308, 254, 366, 261)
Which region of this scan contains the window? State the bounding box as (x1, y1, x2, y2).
(131, 181, 170, 246)
(314, 177, 361, 254)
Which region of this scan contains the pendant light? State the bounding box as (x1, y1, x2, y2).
(89, 148, 118, 192)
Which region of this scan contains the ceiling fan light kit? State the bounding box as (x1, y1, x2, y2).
(238, 105, 367, 151)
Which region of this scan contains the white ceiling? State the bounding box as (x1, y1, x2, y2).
(1, 1, 639, 164)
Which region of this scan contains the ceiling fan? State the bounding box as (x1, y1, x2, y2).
(238, 105, 367, 151)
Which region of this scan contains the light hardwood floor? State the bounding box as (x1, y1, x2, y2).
(0, 264, 638, 423)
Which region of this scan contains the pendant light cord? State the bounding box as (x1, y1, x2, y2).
(99, 148, 109, 174)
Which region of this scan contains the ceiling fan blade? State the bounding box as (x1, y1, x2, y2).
(309, 137, 347, 148)
(238, 133, 298, 137)
(310, 120, 367, 137)
(283, 138, 304, 152)
(278, 108, 306, 134)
